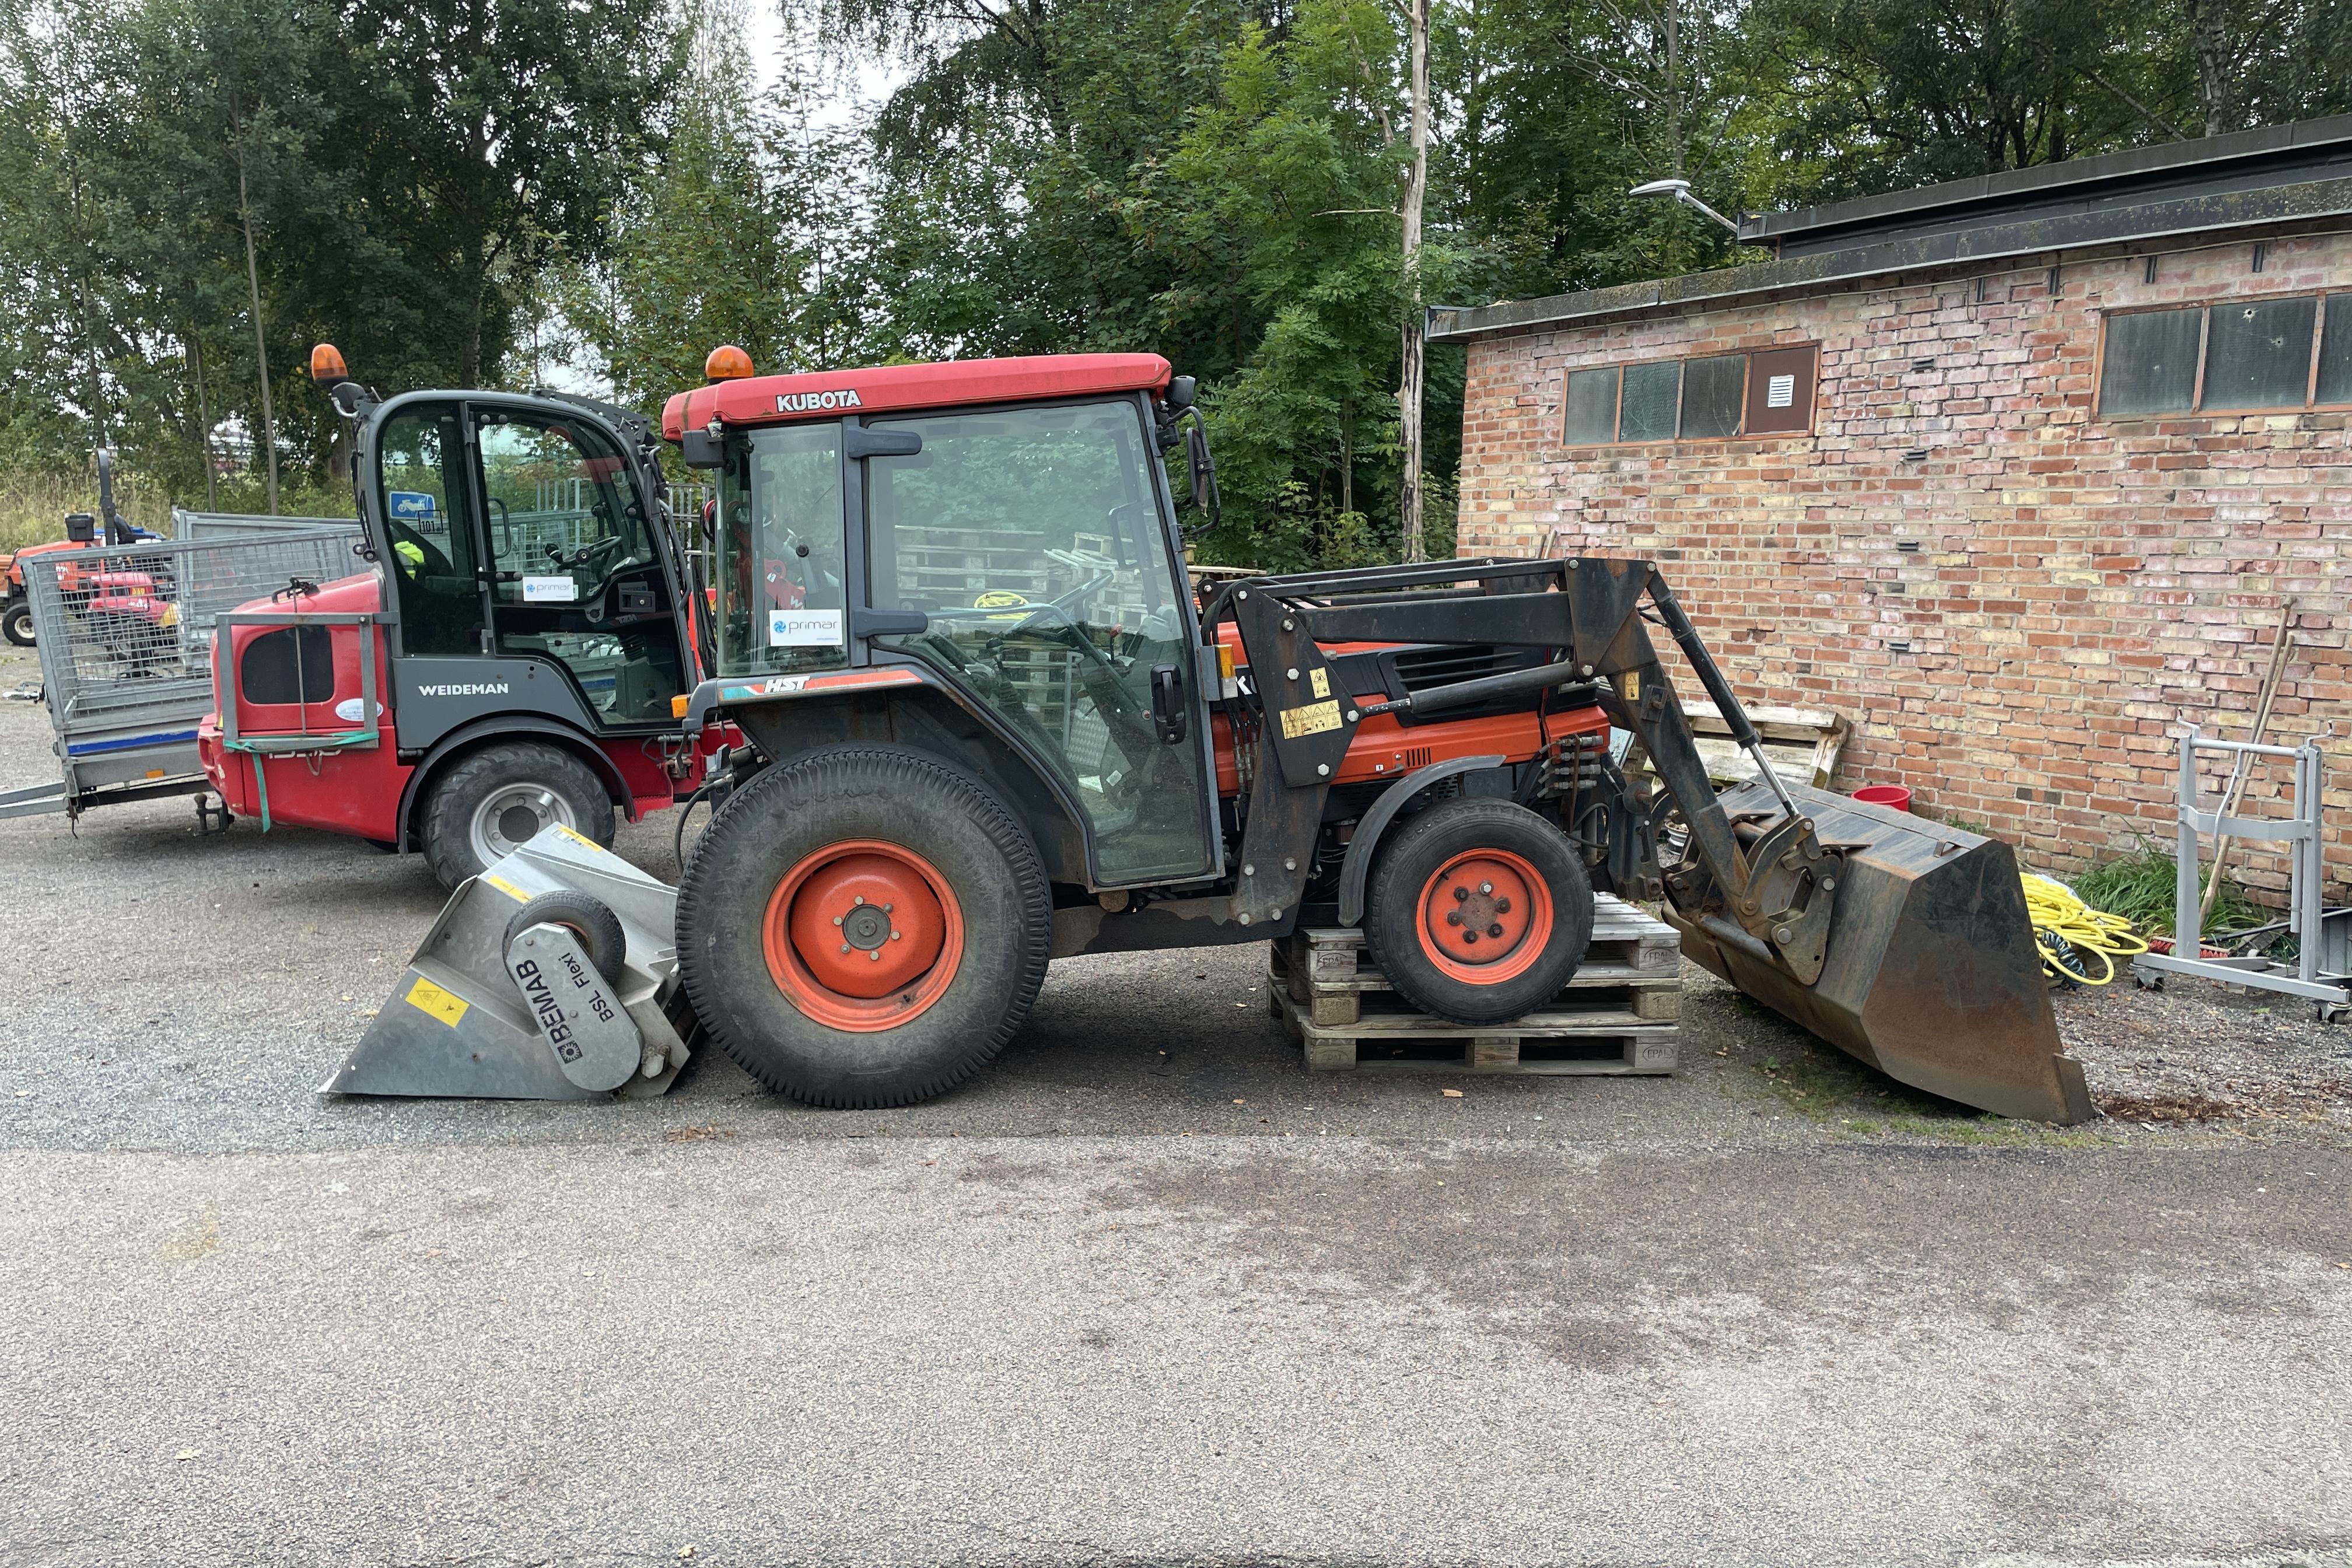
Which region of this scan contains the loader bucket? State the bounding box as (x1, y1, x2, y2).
(1666, 780, 2093, 1124)
(323, 825, 694, 1100)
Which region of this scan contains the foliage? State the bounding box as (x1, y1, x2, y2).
(2075, 841, 2265, 937)
(0, 0, 2346, 569)
(0, 0, 677, 511)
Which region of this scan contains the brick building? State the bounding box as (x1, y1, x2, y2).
(1430, 117, 2352, 896)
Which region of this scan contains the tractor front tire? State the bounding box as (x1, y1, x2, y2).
(2, 601, 32, 646)
(676, 745, 1052, 1109)
(1364, 797, 1595, 1025)
(418, 741, 616, 890)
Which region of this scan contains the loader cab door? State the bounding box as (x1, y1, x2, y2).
(861, 397, 1220, 886)
(376, 401, 486, 659)
(472, 409, 687, 726)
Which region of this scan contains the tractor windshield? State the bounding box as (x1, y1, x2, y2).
(714, 422, 849, 678)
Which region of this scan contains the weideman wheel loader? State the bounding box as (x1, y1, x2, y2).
(194, 346, 720, 890)
(332, 346, 2091, 1124)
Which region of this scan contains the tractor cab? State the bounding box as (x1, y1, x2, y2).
(667, 352, 1224, 888)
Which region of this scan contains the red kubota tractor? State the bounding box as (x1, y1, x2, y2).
(335, 345, 2088, 1122)
(196, 348, 717, 887)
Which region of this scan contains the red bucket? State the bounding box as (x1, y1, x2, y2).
(1853, 785, 1912, 812)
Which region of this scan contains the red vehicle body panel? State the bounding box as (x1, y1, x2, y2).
(197, 572, 691, 843)
(661, 354, 1173, 440)
(1209, 626, 1613, 796)
(6, 537, 101, 594)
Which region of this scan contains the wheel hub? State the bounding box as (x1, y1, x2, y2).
(840, 900, 894, 953)
(1421, 852, 1542, 968)
(764, 842, 963, 1028)
(472, 783, 576, 863)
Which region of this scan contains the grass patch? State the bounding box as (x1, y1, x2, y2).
(2074, 839, 2263, 937)
(0, 461, 352, 554)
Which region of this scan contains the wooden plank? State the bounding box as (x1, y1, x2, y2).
(1283, 993, 1680, 1076)
(1275, 955, 1680, 995)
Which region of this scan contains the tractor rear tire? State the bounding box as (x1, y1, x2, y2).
(2, 601, 31, 646)
(1364, 797, 1595, 1025)
(676, 745, 1051, 1109)
(419, 741, 615, 890)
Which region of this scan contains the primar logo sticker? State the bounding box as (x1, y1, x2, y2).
(769, 607, 846, 647)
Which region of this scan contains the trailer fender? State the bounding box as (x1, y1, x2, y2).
(394, 716, 635, 852)
(1335, 754, 1507, 926)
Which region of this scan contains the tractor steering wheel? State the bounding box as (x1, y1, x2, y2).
(548, 534, 624, 572)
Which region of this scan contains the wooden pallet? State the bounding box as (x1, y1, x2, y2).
(1269, 895, 1682, 1075)
(1273, 894, 1679, 1027)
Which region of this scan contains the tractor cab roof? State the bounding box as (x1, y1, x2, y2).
(660, 352, 1173, 441)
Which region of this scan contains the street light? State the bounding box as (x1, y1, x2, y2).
(1628, 177, 1742, 237)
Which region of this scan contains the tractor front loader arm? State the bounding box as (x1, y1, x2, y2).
(1213, 556, 2090, 1124)
(1216, 557, 1838, 981)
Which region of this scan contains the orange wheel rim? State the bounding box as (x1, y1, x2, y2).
(762, 839, 964, 1031)
(1416, 848, 1553, 985)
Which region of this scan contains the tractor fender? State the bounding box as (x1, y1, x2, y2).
(394, 715, 636, 853)
(1335, 754, 1507, 927)
(723, 677, 1096, 887)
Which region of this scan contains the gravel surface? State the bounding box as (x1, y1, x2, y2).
(4, 636, 2350, 1564)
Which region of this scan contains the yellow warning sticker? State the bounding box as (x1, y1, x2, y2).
(1279, 699, 1343, 740)
(553, 823, 598, 849)
(405, 976, 470, 1028)
(1623, 670, 1640, 700)
(482, 873, 529, 903)
(1309, 667, 1331, 698)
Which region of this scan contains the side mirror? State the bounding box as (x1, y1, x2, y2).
(1166, 374, 1197, 412)
(64, 511, 96, 544)
(680, 430, 724, 470)
(1185, 417, 1220, 533)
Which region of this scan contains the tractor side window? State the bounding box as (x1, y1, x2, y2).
(377, 402, 484, 658)
(716, 422, 848, 678)
(865, 400, 1214, 884)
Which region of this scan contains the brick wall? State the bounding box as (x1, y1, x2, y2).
(1455, 228, 2351, 900)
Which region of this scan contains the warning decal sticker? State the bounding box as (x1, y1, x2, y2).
(1279, 699, 1343, 740)
(406, 976, 470, 1028)
(1308, 667, 1331, 698)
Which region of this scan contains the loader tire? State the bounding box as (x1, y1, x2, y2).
(504, 891, 628, 984)
(676, 745, 1051, 1109)
(3, 601, 33, 646)
(1364, 797, 1594, 1026)
(418, 741, 615, 890)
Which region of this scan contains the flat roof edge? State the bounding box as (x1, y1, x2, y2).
(1428, 175, 2352, 344)
(1744, 113, 2352, 244)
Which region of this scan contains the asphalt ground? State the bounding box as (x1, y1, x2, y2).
(2, 637, 2348, 1566)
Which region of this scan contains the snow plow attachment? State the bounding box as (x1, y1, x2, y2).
(1666, 779, 2092, 1124)
(324, 825, 694, 1100)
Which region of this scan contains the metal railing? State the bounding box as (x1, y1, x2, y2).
(26, 527, 366, 728)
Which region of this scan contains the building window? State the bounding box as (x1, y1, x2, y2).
(1562, 345, 1818, 445)
(2098, 292, 2350, 417)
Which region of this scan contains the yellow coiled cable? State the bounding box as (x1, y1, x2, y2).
(2021, 873, 2148, 985)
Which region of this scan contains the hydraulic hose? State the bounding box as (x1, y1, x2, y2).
(2022, 873, 2147, 985)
